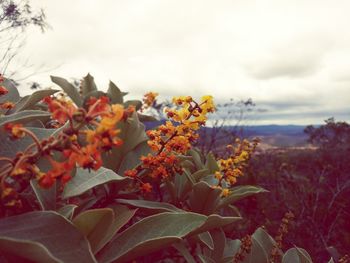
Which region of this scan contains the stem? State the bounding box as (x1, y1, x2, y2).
(19, 128, 42, 152)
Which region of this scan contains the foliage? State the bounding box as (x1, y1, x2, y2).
(0, 74, 337, 262)
(239, 118, 350, 262)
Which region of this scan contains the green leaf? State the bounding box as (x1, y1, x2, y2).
(0, 211, 96, 263)
(205, 152, 220, 173)
(97, 212, 238, 263)
(210, 228, 226, 262)
(0, 238, 60, 263)
(51, 76, 82, 107)
(189, 181, 222, 215)
(0, 79, 19, 104)
(223, 239, 241, 259)
(0, 110, 51, 127)
(282, 247, 313, 263)
(191, 169, 210, 182)
(57, 205, 77, 220)
(107, 81, 123, 104)
(72, 208, 114, 254)
(81, 73, 97, 97)
(138, 113, 158, 122)
(173, 241, 197, 263)
(198, 232, 214, 250)
(0, 127, 56, 160)
(103, 112, 148, 172)
(14, 89, 59, 112)
(30, 179, 56, 210)
(217, 186, 268, 210)
(96, 205, 137, 252)
(117, 141, 150, 176)
(63, 167, 130, 199)
(124, 100, 142, 111)
(115, 199, 183, 213)
(189, 149, 204, 169)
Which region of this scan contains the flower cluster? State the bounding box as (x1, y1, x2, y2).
(125, 95, 215, 193)
(0, 95, 125, 210)
(215, 138, 259, 196)
(0, 76, 15, 110)
(141, 92, 158, 111)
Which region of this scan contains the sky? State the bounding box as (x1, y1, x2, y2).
(9, 0, 350, 125)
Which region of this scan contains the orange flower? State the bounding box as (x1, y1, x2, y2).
(0, 101, 15, 109)
(43, 96, 77, 124)
(140, 183, 152, 193)
(142, 92, 158, 110)
(4, 123, 25, 139)
(124, 169, 137, 178)
(38, 174, 56, 188)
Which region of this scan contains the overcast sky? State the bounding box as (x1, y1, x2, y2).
(12, 0, 350, 125)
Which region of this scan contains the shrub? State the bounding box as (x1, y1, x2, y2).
(0, 74, 335, 262)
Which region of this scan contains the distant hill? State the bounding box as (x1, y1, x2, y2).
(143, 121, 310, 148)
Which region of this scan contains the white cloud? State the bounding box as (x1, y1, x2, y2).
(7, 0, 350, 124)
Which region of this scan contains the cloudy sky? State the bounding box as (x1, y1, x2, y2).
(11, 0, 350, 125)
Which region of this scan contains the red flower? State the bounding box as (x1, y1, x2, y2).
(0, 86, 8, 96)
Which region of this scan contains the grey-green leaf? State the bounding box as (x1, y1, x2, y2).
(14, 89, 58, 112)
(205, 152, 220, 173)
(30, 179, 56, 211)
(0, 238, 61, 263)
(282, 247, 313, 263)
(189, 181, 222, 215)
(97, 212, 238, 263)
(51, 75, 82, 107)
(0, 211, 96, 263)
(115, 199, 183, 213)
(0, 110, 51, 127)
(217, 186, 268, 210)
(72, 208, 114, 254)
(107, 81, 123, 104)
(81, 73, 97, 97)
(63, 167, 131, 199)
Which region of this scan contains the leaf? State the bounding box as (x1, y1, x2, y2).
(173, 241, 197, 263)
(191, 169, 210, 182)
(138, 113, 158, 122)
(117, 141, 150, 176)
(57, 205, 77, 220)
(124, 100, 142, 111)
(51, 76, 82, 107)
(223, 239, 241, 258)
(30, 179, 56, 210)
(107, 81, 123, 104)
(0, 211, 96, 263)
(198, 232, 214, 250)
(14, 89, 59, 112)
(63, 167, 130, 199)
(72, 208, 114, 254)
(80, 73, 97, 97)
(103, 112, 148, 172)
(189, 181, 222, 215)
(210, 228, 226, 262)
(0, 238, 60, 263)
(217, 186, 268, 210)
(0, 127, 56, 160)
(189, 149, 204, 169)
(205, 152, 220, 173)
(0, 79, 19, 104)
(115, 199, 183, 213)
(282, 247, 313, 263)
(96, 205, 137, 252)
(97, 212, 238, 263)
(0, 110, 51, 127)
